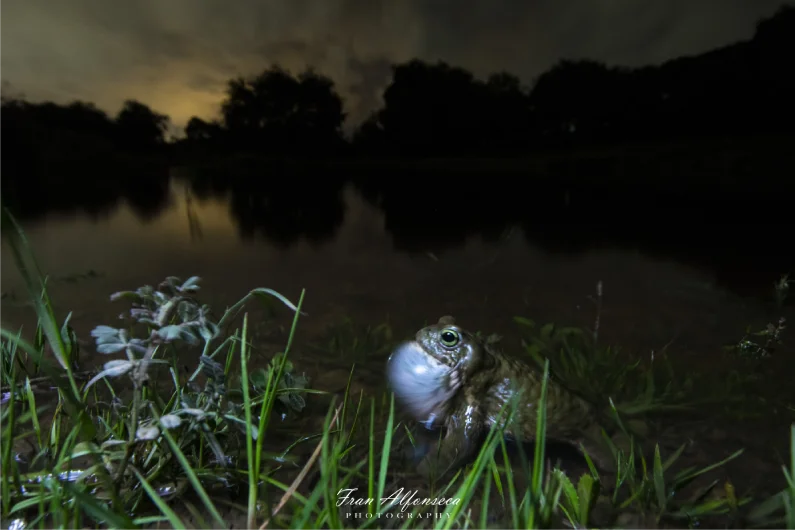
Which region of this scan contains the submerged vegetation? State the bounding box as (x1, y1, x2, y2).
(1, 212, 794, 529)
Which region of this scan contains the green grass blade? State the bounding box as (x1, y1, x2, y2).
(653, 444, 667, 514)
(154, 408, 227, 528)
(240, 312, 259, 529)
(133, 469, 187, 529)
(61, 482, 135, 529)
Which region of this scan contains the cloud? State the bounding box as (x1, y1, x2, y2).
(2, 0, 789, 130)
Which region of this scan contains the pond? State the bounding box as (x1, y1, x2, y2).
(2, 173, 790, 360)
(1, 169, 793, 526)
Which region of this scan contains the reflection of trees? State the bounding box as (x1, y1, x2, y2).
(356, 168, 792, 295)
(180, 165, 231, 202)
(352, 174, 519, 253)
(227, 176, 347, 247)
(0, 155, 172, 224)
(122, 166, 173, 223)
(184, 189, 204, 242)
(520, 216, 795, 295)
(178, 164, 347, 248)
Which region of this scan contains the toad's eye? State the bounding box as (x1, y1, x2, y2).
(440, 329, 460, 348)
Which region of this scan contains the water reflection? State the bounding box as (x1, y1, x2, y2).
(2, 159, 173, 224)
(228, 179, 346, 246)
(2, 165, 793, 301)
(1, 166, 792, 368)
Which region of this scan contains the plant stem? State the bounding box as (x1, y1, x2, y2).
(114, 378, 141, 505)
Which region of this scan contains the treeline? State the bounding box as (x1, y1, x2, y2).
(1, 4, 793, 165)
(1, 99, 170, 160)
(0, 98, 172, 221)
(182, 5, 794, 156)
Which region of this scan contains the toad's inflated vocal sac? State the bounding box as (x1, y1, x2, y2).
(386, 316, 616, 477)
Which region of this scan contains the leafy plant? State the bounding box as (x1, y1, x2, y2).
(726, 317, 787, 360)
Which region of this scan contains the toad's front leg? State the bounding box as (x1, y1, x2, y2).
(418, 404, 486, 481)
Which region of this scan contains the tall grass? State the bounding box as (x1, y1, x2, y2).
(2, 209, 794, 529)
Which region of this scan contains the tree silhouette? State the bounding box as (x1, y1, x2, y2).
(357, 62, 535, 155)
(529, 60, 629, 144)
(184, 116, 224, 149)
(65, 101, 117, 136)
(219, 66, 345, 155)
(115, 100, 170, 151)
(375, 60, 486, 156)
(2, 98, 116, 139)
(3, 4, 792, 167)
(350, 112, 387, 155)
(1, 97, 118, 177)
(480, 72, 533, 153)
(753, 4, 795, 133)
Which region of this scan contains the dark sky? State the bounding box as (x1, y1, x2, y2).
(1, 0, 788, 131)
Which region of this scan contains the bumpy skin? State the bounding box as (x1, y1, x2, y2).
(387, 316, 613, 477)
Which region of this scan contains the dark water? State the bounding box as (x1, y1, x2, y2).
(2, 170, 794, 510)
(2, 172, 792, 352)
